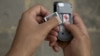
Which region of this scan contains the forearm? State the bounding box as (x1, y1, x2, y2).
(6, 49, 30, 56)
(6, 44, 34, 56)
(6, 44, 38, 56)
(62, 44, 91, 56)
(6, 36, 40, 56)
(63, 51, 91, 56)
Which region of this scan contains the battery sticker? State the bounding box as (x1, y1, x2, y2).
(63, 14, 70, 24)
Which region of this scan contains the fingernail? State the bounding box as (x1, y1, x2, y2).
(51, 42, 55, 46)
(54, 46, 59, 52)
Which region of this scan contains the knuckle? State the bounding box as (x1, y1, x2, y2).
(21, 11, 32, 18)
(22, 11, 29, 17)
(79, 34, 90, 42)
(35, 4, 42, 7)
(34, 4, 43, 8)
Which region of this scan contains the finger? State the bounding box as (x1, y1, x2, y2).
(52, 26, 59, 32)
(40, 16, 59, 34)
(57, 40, 69, 49)
(51, 43, 60, 52)
(47, 35, 57, 46)
(73, 13, 84, 26)
(36, 16, 43, 23)
(73, 13, 89, 37)
(49, 30, 58, 37)
(45, 26, 59, 41)
(26, 5, 49, 17)
(45, 33, 57, 40)
(45, 30, 58, 41)
(64, 23, 84, 38)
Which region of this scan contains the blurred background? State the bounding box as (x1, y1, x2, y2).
(0, 0, 100, 56)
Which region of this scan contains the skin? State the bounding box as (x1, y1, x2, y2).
(6, 5, 59, 56)
(48, 13, 91, 56)
(6, 5, 91, 56)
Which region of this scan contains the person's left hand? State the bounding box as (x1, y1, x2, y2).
(6, 5, 59, 56)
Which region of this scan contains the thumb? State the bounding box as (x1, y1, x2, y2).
(64, 23, 83, 39)
(40, 16, 59, 33)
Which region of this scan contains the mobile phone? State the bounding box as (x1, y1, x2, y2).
(54, 1, 73, 41)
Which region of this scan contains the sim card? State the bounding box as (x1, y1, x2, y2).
(44, 12, 62, 24)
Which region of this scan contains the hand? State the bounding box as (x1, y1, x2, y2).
(48, 13, 91, 56)
(6, 5, 59, 56)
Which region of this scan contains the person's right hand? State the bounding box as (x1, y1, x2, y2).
(48, 13, 91, 56)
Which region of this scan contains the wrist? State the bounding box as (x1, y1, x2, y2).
(6, 47, 32, 56)
(62, 48, 72, 56)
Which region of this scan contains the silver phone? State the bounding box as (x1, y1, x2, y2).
(54, 1, 73, 41)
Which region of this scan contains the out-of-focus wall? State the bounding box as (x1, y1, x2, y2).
(0, 0, 100, 56)
(0, 0, 24, 56)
